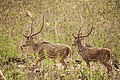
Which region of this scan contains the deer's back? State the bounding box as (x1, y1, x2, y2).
(82, 47, 111, 62)
(97, 48, 111, 61)
(38, 42, 70, 57)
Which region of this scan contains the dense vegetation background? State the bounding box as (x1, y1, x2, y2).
(0, 0, 120, 80)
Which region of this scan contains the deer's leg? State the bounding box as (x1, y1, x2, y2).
(85, 60, 91, 79)
(102, 62, 114, 80)
(101, 61, 112, 74)
(60, 58, 67, 70)
(35, 57, 44, 66)
(85, 60, 90, 67)
(34, 54, 45, 66)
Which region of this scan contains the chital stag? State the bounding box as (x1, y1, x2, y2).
(22, 16, 71, 70)
(72, 27, 113, 74)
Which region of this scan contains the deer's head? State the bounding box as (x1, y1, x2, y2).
(23, 16, 44, 47)
(72, 26, 93, 51)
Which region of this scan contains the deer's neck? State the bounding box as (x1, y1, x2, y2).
(78, 42, 84, 52)
(81, 46, 86, 52)
(32, 43, 39, 53)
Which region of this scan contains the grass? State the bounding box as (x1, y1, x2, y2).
(0, 0, 120, 80)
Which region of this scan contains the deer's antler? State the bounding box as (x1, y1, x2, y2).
(31, 16, 44, 37)
(80, 26, 93, 38)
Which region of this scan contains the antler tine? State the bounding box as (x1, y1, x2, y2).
(23, 11, 34, 39)
(29, 18, 34, 37)
(23, 34, 29, 38)
(80, 26, 93, 38)
(78, 27, 81, 38)
(72, 33, 78, 39)
(23, 18, 34, 39)
(31, 16, 44, 37)
(72, 27, 81, 39)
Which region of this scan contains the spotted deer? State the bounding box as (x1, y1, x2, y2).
(72, 27, 113, 74)
(22, 16, 71, 70)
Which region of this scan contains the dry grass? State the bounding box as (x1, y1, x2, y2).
(0, 0, 120, 80)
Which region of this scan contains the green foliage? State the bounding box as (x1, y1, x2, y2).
(0, 0, 120, 80)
